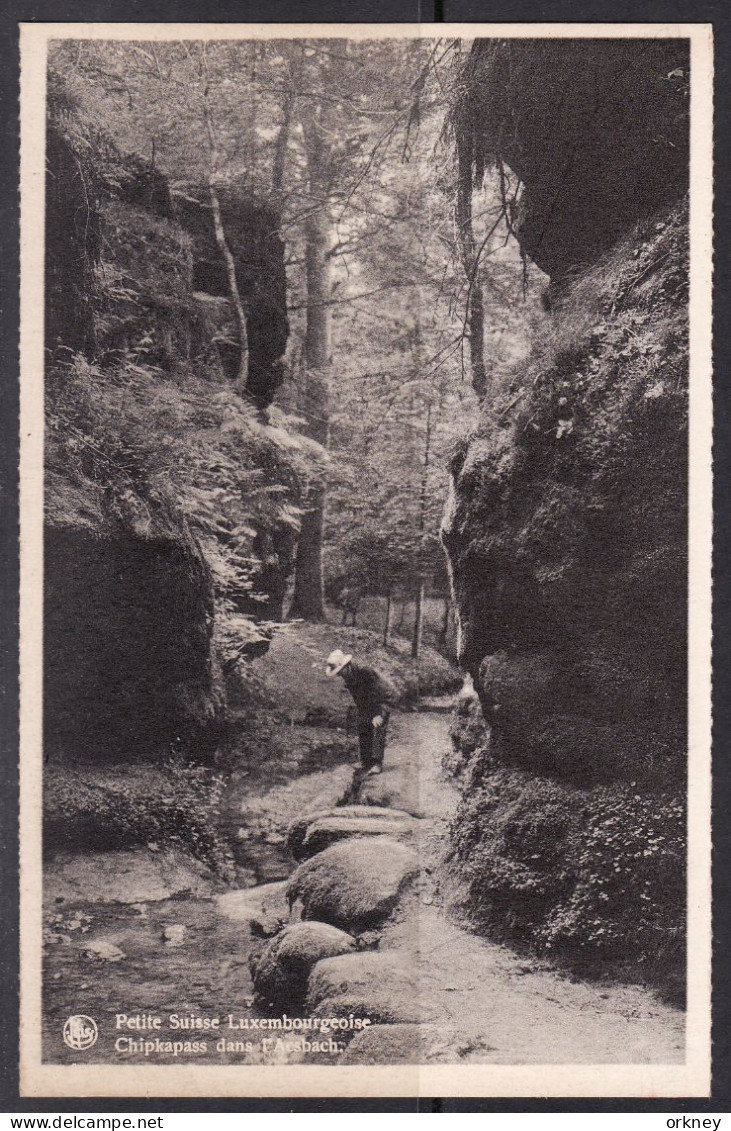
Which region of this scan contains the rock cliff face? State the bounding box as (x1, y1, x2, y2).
(442, 42, 689, 995)
(46, 109, 289, 407)
(44, 495, 225, 764)
(443, 206, 688, 786)
(43, 103, 291, 764)
(45, 113, 103, 358)
(455, 39, 689, 283)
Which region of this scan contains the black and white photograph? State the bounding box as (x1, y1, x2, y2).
(17, 23, 713, 1098)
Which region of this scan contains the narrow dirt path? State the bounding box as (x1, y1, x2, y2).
(375, 710, 684, 1064)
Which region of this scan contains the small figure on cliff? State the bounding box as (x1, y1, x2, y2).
(325, 649, 394, 775)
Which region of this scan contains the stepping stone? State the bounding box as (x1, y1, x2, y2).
(287, 806, 415, 860)
(306, 951, 428, 1024)
(253, 922, 356, 1009)
(301, 815, 416, 859)
(342, 1023, 449, 1064)
(355, 767, 424, 817)
(286, 837, 419, 932)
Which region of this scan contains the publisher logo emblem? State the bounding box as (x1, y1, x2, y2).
(63, 1015, 98, 1050)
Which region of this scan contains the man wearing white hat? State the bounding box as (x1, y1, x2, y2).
(325, 650, 394, 775)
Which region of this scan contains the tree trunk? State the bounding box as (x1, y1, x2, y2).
(437, 595, 451, 652)
(412, 400, 433, 660)
(201, 63, 249, 390)
(206, 180, 249, 390)
(290, 488, 327, 620)
(383, 593, 393, 648)
(467, 281, 487, 399)
(271, 47, 302, 210)
(412, 579, 425, 660)
(457, 145, 487, 400)
(289, 200, 333, 622)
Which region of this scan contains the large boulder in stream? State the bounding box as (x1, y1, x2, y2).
(252, 922, 356, 1008)
(306, 951, 428, 1024)
(287, 805, 418, 861)
(342, 1023, 451, 1065)
(287, 837, 419, 932)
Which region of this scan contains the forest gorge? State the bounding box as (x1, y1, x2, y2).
(43, 36, 690, 1044)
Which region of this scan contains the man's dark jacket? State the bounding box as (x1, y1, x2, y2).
(340, 661, 395, 722)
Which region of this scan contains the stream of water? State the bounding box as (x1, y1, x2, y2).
(41, 718, 382, 1065)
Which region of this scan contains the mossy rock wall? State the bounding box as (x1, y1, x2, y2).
(44, 510, 226, 764)
(45, 117, 103, 358)
(95, 199, 205, 372)
(43, 81, 301, 764)
(442, 202, 688, 996)
(447, 700, 685, 1000)
(45, 114, 289, 407)
(43, 109, 227, 765)
(443, 204, 688, 788)
(456, 39, 689, 282)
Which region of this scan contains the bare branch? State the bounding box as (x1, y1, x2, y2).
(201, 44, 249, 390)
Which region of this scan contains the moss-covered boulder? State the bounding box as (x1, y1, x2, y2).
(287, 806, 417, 861)
(306, 951, 427, 1024)
(252, 922, 356, 1008)
(287, 837, 419, 932)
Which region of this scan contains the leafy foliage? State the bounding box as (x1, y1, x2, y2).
(44, 758, 235, 877)
(316, 91, 540, 605)
(446, 701, 686, 1001)
(46, 350, 324, 608)
(47, 41, 540, 621)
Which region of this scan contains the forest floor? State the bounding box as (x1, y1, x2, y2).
(42, 701, 683, 1066)
(234, 618, 460, 720)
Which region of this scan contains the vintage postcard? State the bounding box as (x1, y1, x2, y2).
(19, 22, 713, 1098)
